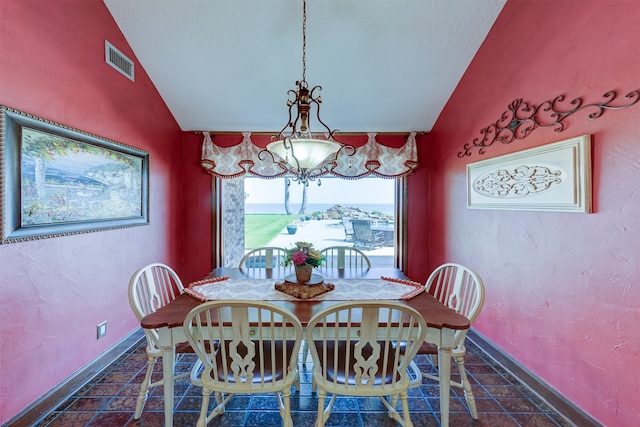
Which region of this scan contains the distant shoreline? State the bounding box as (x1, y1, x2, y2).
(245, 203, 394, 216)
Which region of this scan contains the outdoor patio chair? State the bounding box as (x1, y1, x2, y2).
(351, 219, 385, 250)
(341, 216, 354, 241)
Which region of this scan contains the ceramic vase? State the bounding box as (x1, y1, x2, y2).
(295, 264, 313, 283)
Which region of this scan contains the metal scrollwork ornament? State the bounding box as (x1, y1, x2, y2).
(458, 89, 640, 158)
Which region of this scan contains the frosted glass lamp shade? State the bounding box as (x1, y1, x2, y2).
(267, 138, 341, 170)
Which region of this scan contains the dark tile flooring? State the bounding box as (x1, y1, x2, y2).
(35, 338, 574, 427)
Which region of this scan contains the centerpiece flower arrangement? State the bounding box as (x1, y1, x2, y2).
(283, 241, 324, 283)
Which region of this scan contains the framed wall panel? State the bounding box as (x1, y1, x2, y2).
(466, 135, 591, 213)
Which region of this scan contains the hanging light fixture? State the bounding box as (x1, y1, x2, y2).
(264, 0, 354, 185)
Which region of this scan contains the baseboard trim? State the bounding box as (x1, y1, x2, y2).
(467, 329, 603, 427)
(3, 329, 144, 427)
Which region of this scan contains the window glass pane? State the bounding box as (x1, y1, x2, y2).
(241, 177, 396, 268)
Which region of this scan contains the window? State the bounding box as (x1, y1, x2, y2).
(215, 176, 407, 271)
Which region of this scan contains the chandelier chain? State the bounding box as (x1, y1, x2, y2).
(302, 0, 307, 82)
(262, 0, 355, 186)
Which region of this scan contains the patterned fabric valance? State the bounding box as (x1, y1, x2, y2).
(200, 131, 418, 179)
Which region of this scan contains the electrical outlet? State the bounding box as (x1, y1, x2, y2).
(97, 321, 107, 339)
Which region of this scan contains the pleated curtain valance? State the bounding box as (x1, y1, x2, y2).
(200, 131, 419, 180)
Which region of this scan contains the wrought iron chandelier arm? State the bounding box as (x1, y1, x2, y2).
(276, 90, 300, 138)
(309, 94, 340, 139)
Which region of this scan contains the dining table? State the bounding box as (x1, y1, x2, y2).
(140, 267, 469, 427)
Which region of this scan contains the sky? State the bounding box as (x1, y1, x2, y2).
(244, 177, 394, 205)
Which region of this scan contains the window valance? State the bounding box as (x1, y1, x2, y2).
(200, 132, 418, 180)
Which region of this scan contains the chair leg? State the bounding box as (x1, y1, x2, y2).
(197, 388, 211, 427)
(281, 389, 293, 427)
(316, 389, 327, 427)
(302, 340, 309, 365)
(429, 353, 438, 367)
(214, 391, 225, 415)
(134, 354, 156, 419)
(190, 359, 203, 387)
(399, 390, 413, 427)
(389, 394, 398, 415)
(455, 354, 478, 419)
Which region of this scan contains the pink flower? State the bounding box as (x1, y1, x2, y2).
(292, 251, 308, 266)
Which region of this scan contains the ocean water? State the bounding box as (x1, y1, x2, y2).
(245, 203, 394, 216)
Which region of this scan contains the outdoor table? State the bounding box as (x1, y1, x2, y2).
(371, 223, 395, 246)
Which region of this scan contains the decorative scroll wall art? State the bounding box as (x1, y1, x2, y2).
(200, 132, 418, 180)
(466, 135, 591, 213)
(1, 106, 149, 244)
(458, 89, 639, 158)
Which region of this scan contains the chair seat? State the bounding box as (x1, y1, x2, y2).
(416, 341, 438, 355)
(176, 340, 217, 354)
(313, 340, 401, 386)
(175, 342, 196, 353)
(209, 340, 296, 384)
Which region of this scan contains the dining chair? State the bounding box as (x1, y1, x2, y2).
(183, 300, 303, 427)
(319, 245, 371, 270)
(408, 262, 485, 419)
(351, 219, 385, 250)
(306, 301, 427, 427)
(238, 246, 290, 277)
(301, 246, 372, 365)
(128, 263, 202, 420)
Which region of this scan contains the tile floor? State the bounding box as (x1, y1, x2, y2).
(35, 338, 574, 427)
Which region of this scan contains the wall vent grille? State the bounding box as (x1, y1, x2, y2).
(105, 40, 134, 81)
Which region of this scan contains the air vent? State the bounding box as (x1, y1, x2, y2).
(105, 40, 134, 81)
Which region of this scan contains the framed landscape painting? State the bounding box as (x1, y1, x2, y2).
(1, 105, 149, 243)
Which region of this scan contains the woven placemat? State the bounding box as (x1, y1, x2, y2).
(274, 280, 335, 300)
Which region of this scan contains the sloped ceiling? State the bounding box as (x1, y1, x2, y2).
(104, 0, 506, 133)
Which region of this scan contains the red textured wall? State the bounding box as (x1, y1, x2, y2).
(180, 132, 215, 284)
(407, 1, 639, 425)
(0, 1, 184, 421)
(2, 0, 637, 425)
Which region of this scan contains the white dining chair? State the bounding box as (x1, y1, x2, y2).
(319, 245, 371, 271)
(128, 263, 202, 420)
(408, 262, 485, 419)
(301, 246, 372, 365)
(183, 300, 303, 427)
(238, 246, 290, 277)
(306, 301, 427, 427)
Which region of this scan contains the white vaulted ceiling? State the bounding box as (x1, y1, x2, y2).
(104, 0, 506, 133)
